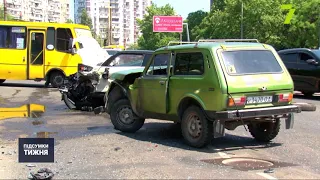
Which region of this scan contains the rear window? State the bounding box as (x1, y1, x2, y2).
(221, 50, 283, 75)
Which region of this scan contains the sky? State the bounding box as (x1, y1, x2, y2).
(69, 0, 210, 21)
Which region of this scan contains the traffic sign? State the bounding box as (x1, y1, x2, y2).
(153, 16, 183, 32)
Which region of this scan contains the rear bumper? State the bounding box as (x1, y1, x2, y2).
(206, 105, 301, 121)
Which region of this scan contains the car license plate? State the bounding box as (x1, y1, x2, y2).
(246, 96, 273, 104)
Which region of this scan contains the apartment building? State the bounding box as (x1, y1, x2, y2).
(2, 0, 69, 22)
(74, 0, 151, 46)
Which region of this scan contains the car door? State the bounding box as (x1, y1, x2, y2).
(295, 52, 320, 92)
(139, 53, 171, 115)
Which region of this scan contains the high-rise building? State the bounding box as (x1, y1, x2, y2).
(2, 0, 69, 22)
(210, 0, 213, 9)
(74, 0, 152, 46)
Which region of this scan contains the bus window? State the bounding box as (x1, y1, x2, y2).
(0, 26, 26, 49)
(56, 28, 73, 52)
(46, 27, 55, 50)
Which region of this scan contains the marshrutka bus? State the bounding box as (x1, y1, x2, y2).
(0, 21, 109, 87)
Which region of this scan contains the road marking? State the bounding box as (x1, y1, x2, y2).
(256, 172, 277, 180)
(218, 152, 231, 158)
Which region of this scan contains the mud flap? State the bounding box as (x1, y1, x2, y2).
(213, 120, 225, 138)
(285, 113, 294, 129)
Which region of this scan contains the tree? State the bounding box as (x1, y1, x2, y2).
(0, 5, 16, 21)
(183, 10, 208, 41)
(137, 3, 180, 50)
(80, 9, 92, 29)
(66, 19, 74, 23)
(193, 0, 320, 50)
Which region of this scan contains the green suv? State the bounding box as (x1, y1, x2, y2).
(102, 39, 301, 148)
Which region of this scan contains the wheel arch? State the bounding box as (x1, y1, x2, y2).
(177, 95, 208, 121)
(105, 81, 128, 114)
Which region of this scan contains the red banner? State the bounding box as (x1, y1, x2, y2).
(153, 16, 183, 33)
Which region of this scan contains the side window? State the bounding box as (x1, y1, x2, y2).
(174, 52, 204, 75)
(56, 28, 73, 52)
(299, 53, 314, 65)
(145, 53, 170, 76)
(0, 26, 26, 49)
(280, 53, 298, 63)
(46, 27, 55, 50)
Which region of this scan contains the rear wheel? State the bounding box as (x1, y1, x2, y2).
(110, 99, 145, 133)
(181, 106, 213, 148)
(0, 79, 5, 84)
(248, 119, 280, 142)
(50, 72, 65, 88)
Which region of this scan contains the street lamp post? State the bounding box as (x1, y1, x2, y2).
(241, 1, 244, 39)
(183, 23, 190, 42)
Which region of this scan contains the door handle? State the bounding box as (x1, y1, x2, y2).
(23, 57, 25, 62)
(159, 80, 165, 85)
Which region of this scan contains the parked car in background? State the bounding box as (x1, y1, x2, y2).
(278, 48, 320, 97)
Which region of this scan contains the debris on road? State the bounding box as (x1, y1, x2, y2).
(264, 168, 275, 173)
(26, 164, 36, 168)
(114, 147, 121, 151)
(28, 168, 54, 180)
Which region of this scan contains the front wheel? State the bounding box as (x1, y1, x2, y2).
(50, 72, 65, 88)
(181, 106, 213, 148)
(110, 99, 145, 133)
(248, 119, 280, 142)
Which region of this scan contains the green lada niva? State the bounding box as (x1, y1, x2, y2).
(100, 39, 301, 148)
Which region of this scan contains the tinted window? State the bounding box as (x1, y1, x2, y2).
(109, 54, 144, 66)
(146, 54, 170, 76)
(299, 53, 314, 65)
(0, 26, 26, 49)
(221, 50, 282, 75)
(174, 52, 204, 75)
(56, 28, 73, 52)
(142, 54, 152, 66)
(279, 53, 298, 63)
(46, 27, 55, 50)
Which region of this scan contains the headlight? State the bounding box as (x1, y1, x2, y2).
(78, 64, 93, 72)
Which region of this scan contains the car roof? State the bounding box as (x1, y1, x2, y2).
(277, 48, 314, 54)
(155, 42, 266, 51)
(117, 50, 154, 54)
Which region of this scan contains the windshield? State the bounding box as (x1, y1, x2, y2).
(102, 53, 145, 67)
(221, 50, 283, 75)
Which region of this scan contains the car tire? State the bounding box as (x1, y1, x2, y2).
(181, 106, 213, 148)
(50, 72, 65, 88)
(110, 99, 145, 133)
(248, 119, 280, 142)
(0, 79, 5, 84)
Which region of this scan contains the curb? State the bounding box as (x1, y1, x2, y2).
(293, 102, 317, 112)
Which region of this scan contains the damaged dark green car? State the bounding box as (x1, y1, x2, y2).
(98, 39, 302, 148)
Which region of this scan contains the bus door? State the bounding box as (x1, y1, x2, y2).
(28, 30, 45, 79)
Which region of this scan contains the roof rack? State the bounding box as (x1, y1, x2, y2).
(167, 41, 198, 46)
(197, 39, 260, 43)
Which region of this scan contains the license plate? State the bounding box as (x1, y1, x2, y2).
(246, 96, 273, 104)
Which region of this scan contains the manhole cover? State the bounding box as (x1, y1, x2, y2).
(201, 157, 296, 171)
(222, 158, 274, 169)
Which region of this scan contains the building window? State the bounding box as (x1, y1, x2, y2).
(56, 28, 73, 52)
(0, 26, 26, 49)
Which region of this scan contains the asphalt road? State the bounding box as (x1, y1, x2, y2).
(0, 80, 320, 179)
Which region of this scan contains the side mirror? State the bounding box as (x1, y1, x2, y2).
(306, 59, 318, 65)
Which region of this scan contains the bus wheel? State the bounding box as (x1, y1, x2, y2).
(0, 79, 5, 84)
(50, 72, 65, 88)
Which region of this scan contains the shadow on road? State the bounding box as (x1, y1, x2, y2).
(0, 82, 55, 89)
(293, 94, 320, 101)
(116, 122, 282, 153)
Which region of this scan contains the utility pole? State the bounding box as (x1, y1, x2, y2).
(3, 0, 7, 21)
(241, 1, 244, 39)
(108, 1, 112, 46)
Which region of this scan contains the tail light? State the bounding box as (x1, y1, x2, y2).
(78, 64, 93, 72)
(278, 93, 293, 102)
(228, 96, 246, 107)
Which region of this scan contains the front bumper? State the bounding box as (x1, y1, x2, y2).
(207, 105, 301, 121)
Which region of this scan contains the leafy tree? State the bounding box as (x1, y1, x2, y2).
(183, 10, 208, 41)
(137, 3, 180, 50)
(193, 0, 320, 50)
(66, 19, 74, 23)
(0, 5, 16, 20)
(80, 9, 92, 29)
